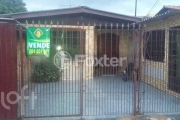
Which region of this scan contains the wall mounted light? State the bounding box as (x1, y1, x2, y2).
(56, 46, 61, 51)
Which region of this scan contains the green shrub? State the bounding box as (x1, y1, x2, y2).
(32, 61, 62, 83)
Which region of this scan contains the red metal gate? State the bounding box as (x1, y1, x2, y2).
(0, 23, 17, 120)
(16, 23, 139, 119)
(1, 21, 180, 120)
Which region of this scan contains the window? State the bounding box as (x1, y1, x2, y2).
(168, 27, 180, 93)
(144, 30, 165, 62)
(51, 28, 85, 59)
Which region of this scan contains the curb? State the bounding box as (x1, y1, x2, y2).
(118, 115, 173, 120)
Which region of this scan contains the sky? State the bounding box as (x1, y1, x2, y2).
(23, 0, 180, 16)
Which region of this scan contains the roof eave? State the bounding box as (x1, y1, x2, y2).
(0, 7, 141, 22)
(0, 18, 16, 23)
(81, 8, 140, 22)
(137, 10, 180, 24)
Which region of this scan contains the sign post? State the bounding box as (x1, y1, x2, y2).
(26, 27, 50, 57)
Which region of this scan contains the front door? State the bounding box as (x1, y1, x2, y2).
(96, 33, 119, 75)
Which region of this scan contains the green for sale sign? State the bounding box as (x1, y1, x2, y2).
(26, 27, 50, 57)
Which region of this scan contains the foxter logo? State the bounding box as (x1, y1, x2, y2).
(34, 28, 43, 38)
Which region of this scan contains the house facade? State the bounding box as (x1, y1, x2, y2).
(0, 6, 140, 81)
(2, 6, 180, 94)
(140, 6, 180, 98)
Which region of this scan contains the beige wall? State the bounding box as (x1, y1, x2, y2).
(143, 14, 180, 29)
(141, 13, 180, 98)
(17, 41, 32, 82)
(84, 26, 94, 79)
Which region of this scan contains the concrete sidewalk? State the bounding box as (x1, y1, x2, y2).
(118, 115, 178, 120)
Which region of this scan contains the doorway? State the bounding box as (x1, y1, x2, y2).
(96, 33, 119, 75)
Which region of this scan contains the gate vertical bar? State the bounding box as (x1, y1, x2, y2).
(19, 26, 25, 117)
(133, 23, 141, 115)
(132, 23, 137, 115)
(80, 23, 84, 118)
(138, 26, 143, 114)
(137, 24, 143, 114)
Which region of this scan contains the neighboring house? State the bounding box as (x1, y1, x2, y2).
(139, 5, 180, 97)
(0, 6, 141, 80)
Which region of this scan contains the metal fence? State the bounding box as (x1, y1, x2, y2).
(16, 21, 180, 119)
(140, 27, 180, 114)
